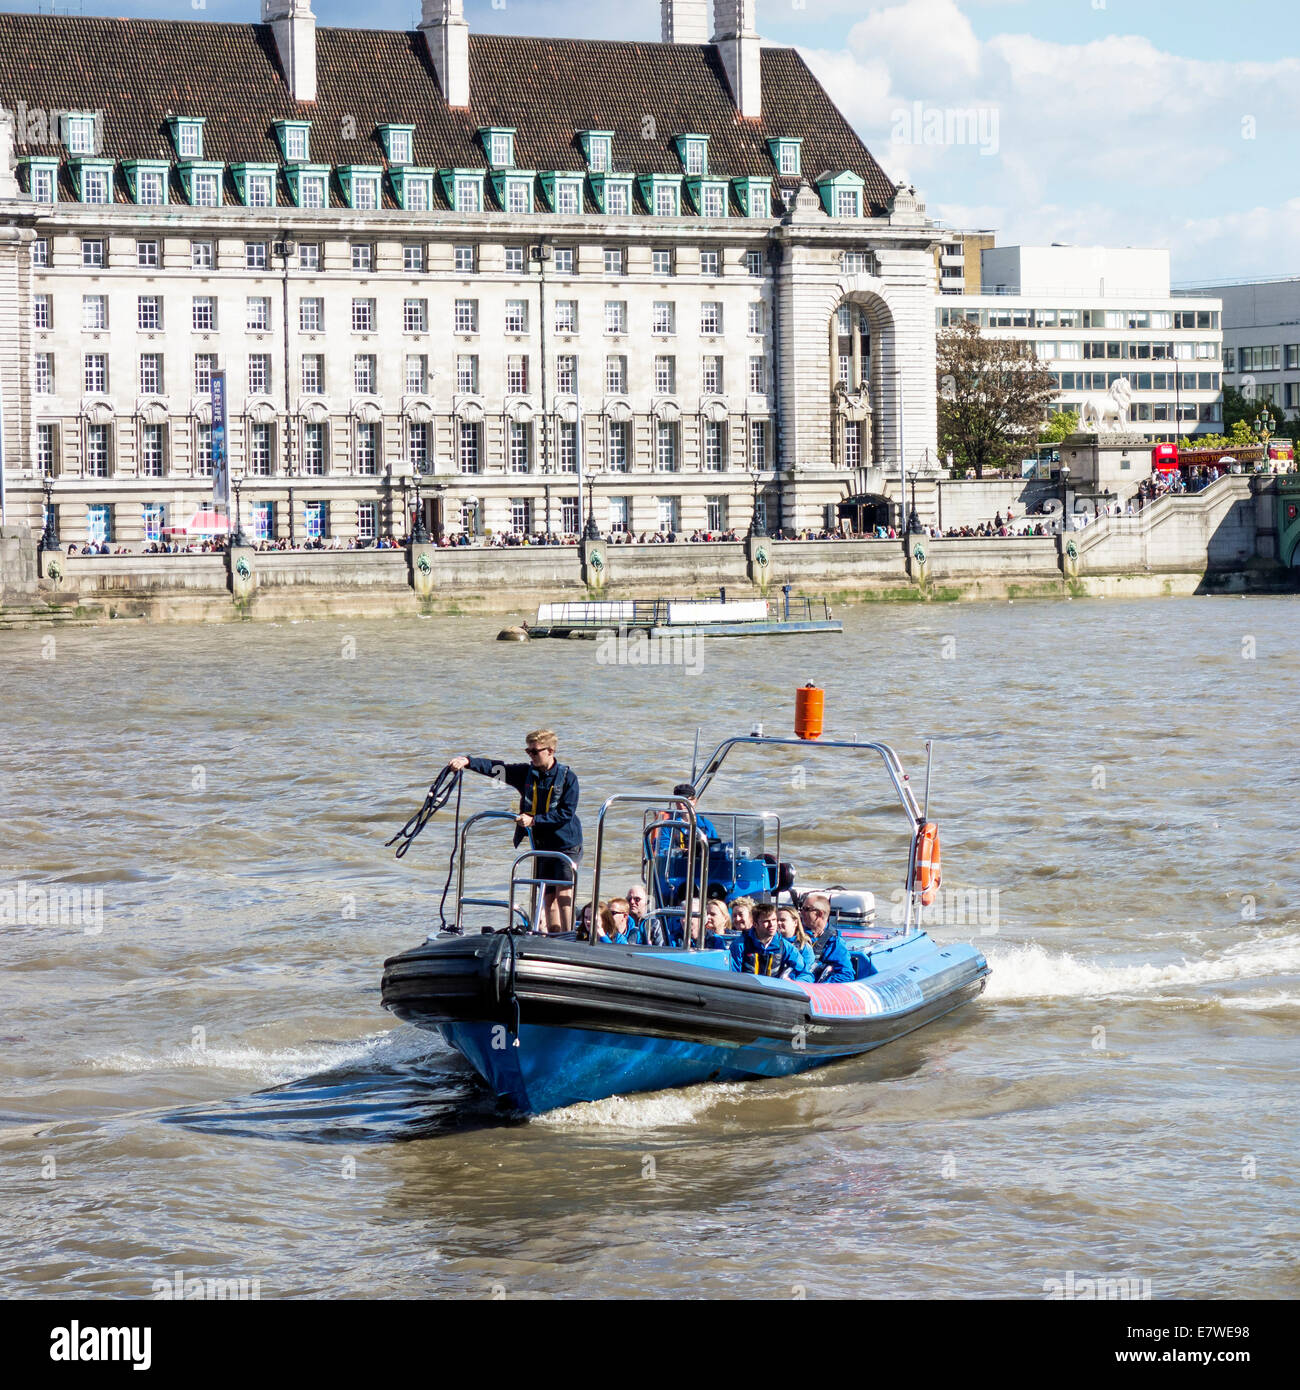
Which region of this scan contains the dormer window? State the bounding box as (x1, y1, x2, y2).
(124, 160, 170, 206)
(767, 138, 802, 177)
(379, 125, 415, 166)
(273, 121, 312, 162)
(71, 159, 114, 205)
(493, 172, 535, 215)
(688, 180, 729, 219)
(441, 169, 484, 213)
(639, 175, 681, 218)
(542, 173, 584, 216)
(178, 161, 225, 208)
(22, 157, 59, 204)
(479, 128, 516, 170)
(591, 174, 633, 217)
(674, 135, 709, 177)
(339, 166, 382, 210)
(167, 117, 205, 159)
(285, 165, 330, 209)
(63, 112, 98, 155)
(232, 164, 277, 208)
(817, 170, 865, 219)
(734, 178, 772, 219)
(580, 131, 614, 173)
(391, 168, 436, 211)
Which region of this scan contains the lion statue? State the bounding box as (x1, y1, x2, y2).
(1078, 377, 1133, 433)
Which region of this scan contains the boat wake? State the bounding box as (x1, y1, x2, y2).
(531, 1082, 747, 1131)
(984, 933, 1300, 1007)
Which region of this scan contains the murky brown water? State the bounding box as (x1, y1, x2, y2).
(2, 596, 1297, 1298)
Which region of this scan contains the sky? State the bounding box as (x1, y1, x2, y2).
(19, 0, 1298, 285)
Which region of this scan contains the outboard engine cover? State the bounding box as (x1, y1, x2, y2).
(828, 890, 875, 928)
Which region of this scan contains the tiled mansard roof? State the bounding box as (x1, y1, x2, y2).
(0, 14, 896, 214)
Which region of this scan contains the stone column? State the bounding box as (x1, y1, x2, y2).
(580, 535, 608, 591)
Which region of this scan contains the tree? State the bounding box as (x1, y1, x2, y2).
(1039, 410, 1079, 444)
(937, 320, 1058, 477)
(1223, 385, 1295, 437)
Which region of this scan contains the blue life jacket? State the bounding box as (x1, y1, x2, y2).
(729, 929, 810, 980)
(812, 929, 855, 984)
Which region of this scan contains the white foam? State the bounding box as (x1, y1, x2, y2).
(984, 935, 1300, 1004)
(532, 1081, 744, 1130)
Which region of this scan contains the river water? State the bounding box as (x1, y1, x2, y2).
(1, 596, 1297, 1300)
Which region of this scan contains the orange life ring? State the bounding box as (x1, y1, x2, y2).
(912, 822, 941, 906)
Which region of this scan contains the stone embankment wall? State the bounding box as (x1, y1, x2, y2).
(1, 476, 1291, 625)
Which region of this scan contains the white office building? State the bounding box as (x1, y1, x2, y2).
(937, 245, 1224, 443)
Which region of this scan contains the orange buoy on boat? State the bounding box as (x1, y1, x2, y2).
(794, 684, 824, 740)
(912, 822, 941, 905)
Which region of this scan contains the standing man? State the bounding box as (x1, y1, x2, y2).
(448, 728, 581, 932)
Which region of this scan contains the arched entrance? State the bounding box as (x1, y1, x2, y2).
(837, 493, 891, 536)
(828, 290, 898, 472)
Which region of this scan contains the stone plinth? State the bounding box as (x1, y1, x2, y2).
(1060, 432, 1151, 499)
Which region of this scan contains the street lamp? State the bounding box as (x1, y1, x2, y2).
(41, 474, 59, 550)
(748, 466, 767, 538)
(1254, 408, 1276, 467)
(231, 476, 248, 547)
(583, 457, 602, 540)
(410, 459, 431, 544)
(1059, 462, 1071, 537)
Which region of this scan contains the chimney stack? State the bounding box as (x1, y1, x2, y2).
(262, 0, 316, 104)
(421, 0, 470, 110)
(661, 0, 709, 43)
(711, 0, 761, 120)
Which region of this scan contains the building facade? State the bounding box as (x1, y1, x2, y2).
(1196, 278, 1300, 425)
(938, 245, 1224, 444)
(933, 229, 996, 296)
(0, 0, 942, 548)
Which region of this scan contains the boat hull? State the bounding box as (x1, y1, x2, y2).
(383, 932, 988, 1113)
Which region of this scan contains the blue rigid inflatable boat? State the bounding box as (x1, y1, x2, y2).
(382, 726, 990, 1114)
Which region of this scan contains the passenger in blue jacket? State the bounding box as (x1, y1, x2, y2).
(800, 893, 855, 984)
(729, 903, 812, 980)
(449, 727, 580, 932)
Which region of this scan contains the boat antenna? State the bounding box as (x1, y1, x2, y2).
(922, 739, 934, 821)
(690, 725, 701, 785)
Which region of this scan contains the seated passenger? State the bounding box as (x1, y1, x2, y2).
(626, 883, 650, 936)
(800, 893, 855, 984)
(776, 905, 816, 978)
(729, 897, 755, 933)
(703, 897, 732, 945)
(729, 903, 812, 980)
(604, 898, 641, 944)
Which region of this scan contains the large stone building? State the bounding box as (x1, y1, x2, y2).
(1195, 277, 1300, 426)
(939, 245, 1224, 445)
(0, 0, 942, 548)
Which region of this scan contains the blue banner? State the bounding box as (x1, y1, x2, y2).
(210, 370, 229, 509)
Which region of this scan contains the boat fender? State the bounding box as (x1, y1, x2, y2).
(497, 626, 530, 641)
(912, 823, 941, 906)
(484, 933, 521, 1035)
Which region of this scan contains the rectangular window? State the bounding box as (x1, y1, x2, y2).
(248, 353, 271, 394)
(509, 498, 532, 535)
(702, 187, 726, 218)
(604, 247, 624, 276)
(607, 183, 630, 216)
(652, 301, 676, 335)
(82, 169, 110, 204)
(355, 423, 378, 475)
(192, 172, 220, 207)
(86, 503, 112, 545)
(508, 421, 532, 472)
(246, 241, 268, 270)
(554, 247, 574, 274)
(408, 422, 429, 469)
(352, 176, 378, 210)
(560, 495, 580, 533)
(249, 424, 273, 477)
(454, 299, 479, 334)
(506, 355, 530, 395)
(137, 240, 159, 268)
(404, 298, 428, 333)
(36, 423, 57, 472)
(82, 239, 105, 268)
(456, 354, 479, 394)
(843, 419, 861, 468)
(606, 420, 628, 471)
(558, 421, 577, 473)
(458, 420, 481, 474)
(33, 238, 49, 267)
(85, 427, 111, 479)
(749, 419, 767, 468)
(702, 356, 723, 395)
(504, 300, 528, 334)
(556, 355, 577, 394)
(701, 302, 722, 335)
(453, 244, 475, 273)
(357, 500, 378, 541)
(250, 499, 274, 539)
(555, 300, 578, 333)
(605, 355, 627, 394)
(749, 355, 766, 394)
(706, 496, 725, 532)
(748, 302, 765, 335)
(84, 352, 108, 393)
(704, 420, 726, 471)
(299, 175, 325, 210)
(140, 424, 166, 478)
(140, 352, 164, 394)
(35, 353, 55, 394)
(654, 355, 676, 395)
(700, 250, 721, 277)
(604, 300, 627, 335)
(657, 497, 679, 534)
(193, 296, 217, 331)
(608, 496, 628, 534)
(655, 184, 678, 217)
(404, 244, 426, 273)
(304, 499, 328, 539)
(353, 354, 376, 394)
(301, 422, 327, 476)
(300, 355, 324, 394)
(455, 177, 482, 212)
(30, 165, 56, 203)
(247, 297, 271, 332)
(655, 421, 678, 472)
(506, 181, 531, 214)
(298, 243, 320, 271)
(135, 165, 161, 203)
(142, 502, 166, 541)
(351, 243, 373, 273)
(556, 182, 581, 215)
(299, 297, 323, 333)
(388, 129, 412, 165)
(193, 353, 216, 393)
(245, 173, 273, 207)
(490, 133, 513, 168)
(34, 294, 52, 330)
(405, 355, 428, 395)
(191, 241, 213, 270)
(836, 189, 860, 218)
(504, 246, 526, 273)
(747, 250, 765, 277)
(652, 249, 674, 277)
(352, 298, 375, 332)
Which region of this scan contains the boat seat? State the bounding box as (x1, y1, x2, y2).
(853, 954, 877, 980)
